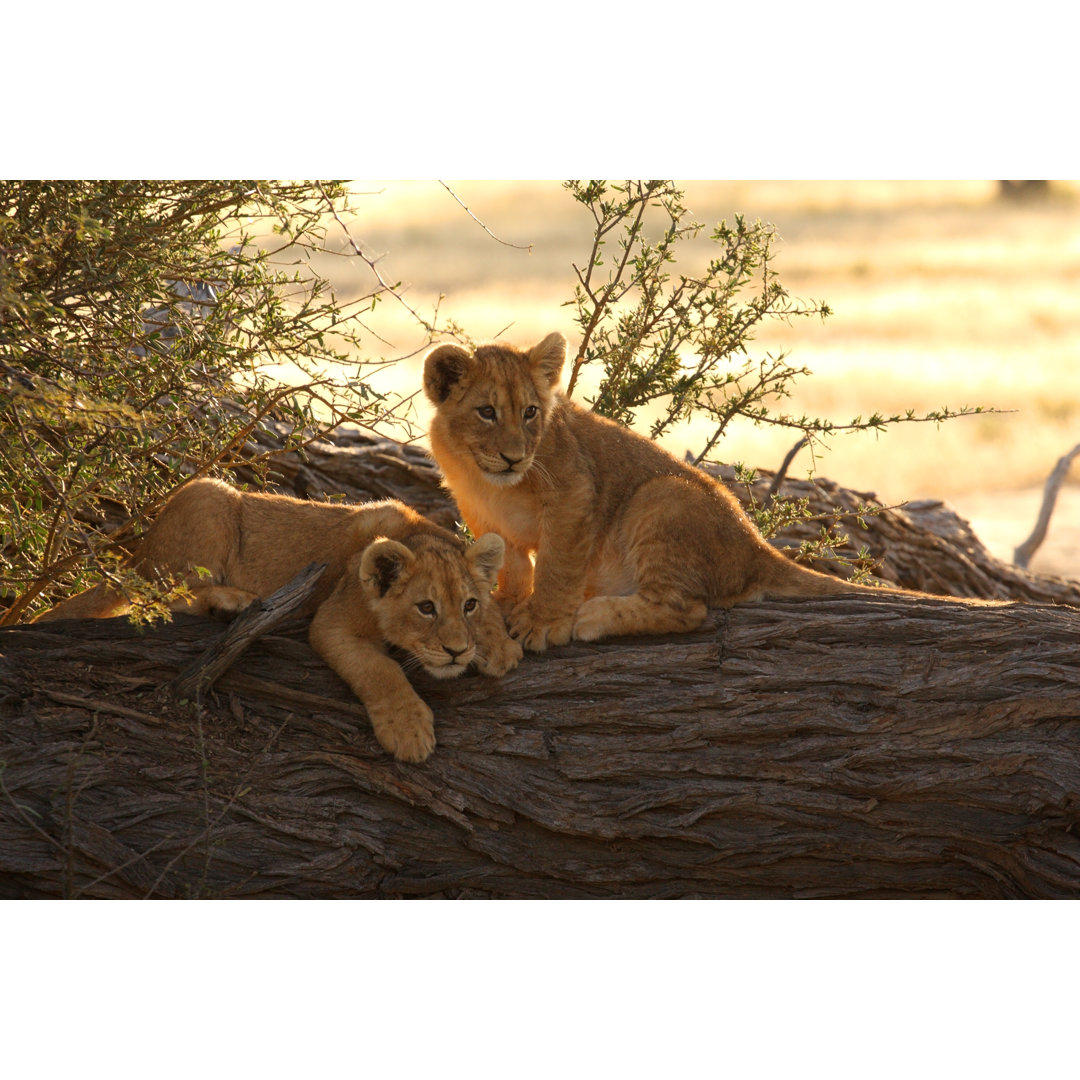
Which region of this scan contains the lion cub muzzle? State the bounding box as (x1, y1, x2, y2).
(422, 638, 476, 679)
(478, 451, 533, 486)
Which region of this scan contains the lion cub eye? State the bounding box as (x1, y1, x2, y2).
(477, 405, 497, 421)
(523, 405, 538, 420)
(416, 600, 437, 617)
(463, 598, 478, 615)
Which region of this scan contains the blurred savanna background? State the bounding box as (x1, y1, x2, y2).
(313, 179, 1080, 578)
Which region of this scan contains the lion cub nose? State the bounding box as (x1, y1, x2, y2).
(499, 453, 522, 467)
(444, 644, 468, 660)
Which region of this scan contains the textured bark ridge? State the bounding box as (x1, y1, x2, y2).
(2, 425, 1079, 898)
(2, 594, 1078, 898)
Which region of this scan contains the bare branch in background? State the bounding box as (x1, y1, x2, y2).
(764, 436, 810, 508)
(438, 182, 534, 251)
(1013, 442, 1080, 568)
(314, 181, 441, 335)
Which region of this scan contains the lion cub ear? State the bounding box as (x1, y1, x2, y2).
(528, 332, 567, 388)
(423, 343, 473, 404)
(360, 538, 415, 599)
(466, 532, 505, 589)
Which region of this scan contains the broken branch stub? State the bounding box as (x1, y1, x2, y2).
(170, 561, 326, 703)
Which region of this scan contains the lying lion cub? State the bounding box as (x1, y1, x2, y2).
(37, 479, 522, 761)
(424, 331, 918, 653)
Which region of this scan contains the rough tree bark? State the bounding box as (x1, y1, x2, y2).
(2, 425, 1078, 899)
(2, 595, 1078, 899)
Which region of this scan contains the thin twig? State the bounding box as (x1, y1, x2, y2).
(41, 691, 165, 724)
(314, 181, 434, 332)
(438, 182, 533, 251)
(567, 184, 654, 398)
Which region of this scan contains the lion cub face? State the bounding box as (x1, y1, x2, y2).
(359, 532, 504, 679)
(423, 333, 567, 487)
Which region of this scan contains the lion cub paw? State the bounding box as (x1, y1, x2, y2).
(370, 697, 436, 763)
(474, 628, 523, 677)
(570, 597, 612, 642)
(178, 585, 259, 619)
(509, 600, 575, 653)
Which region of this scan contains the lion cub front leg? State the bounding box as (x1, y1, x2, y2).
(472, 601, 523, 677)
(309, 618, 435, 763)
(494, 544, 534, 617)
(360, 655, 436, 764)
(509, 511, 592, 653)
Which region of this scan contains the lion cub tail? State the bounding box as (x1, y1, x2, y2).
(757, 550, 985, 604)
(757, 552, 883, 601)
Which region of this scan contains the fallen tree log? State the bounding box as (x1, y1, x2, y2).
(2, 595, 1078, 898)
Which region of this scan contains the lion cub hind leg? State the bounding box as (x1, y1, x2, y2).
(33, 583, 131, 622)
(174, 585, 260, 618)
(572, 592, 708, 642)
(572, 479, 715, 642)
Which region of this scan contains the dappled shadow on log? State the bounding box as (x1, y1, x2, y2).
(2, 595, 1079, 899)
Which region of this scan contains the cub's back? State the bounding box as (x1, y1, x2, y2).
(231, 491, 444, 595)
(547, 397, 727, 517)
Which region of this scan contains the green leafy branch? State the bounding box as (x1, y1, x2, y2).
(0, 181, 449, 622)
(561, 179, 998, 581)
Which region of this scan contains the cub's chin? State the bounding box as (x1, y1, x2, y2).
(481, 468, 527, 488)
(424, 657, 473, 680)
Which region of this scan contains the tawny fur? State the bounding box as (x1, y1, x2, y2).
(424, 331, 951, 653)
(36, 479, 521, 761)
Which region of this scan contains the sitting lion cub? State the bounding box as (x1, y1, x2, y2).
(424, 331, 890, 652)
(37, 479, 522, 761)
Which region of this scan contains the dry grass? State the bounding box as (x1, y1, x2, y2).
(298, 180, 1080, 575)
